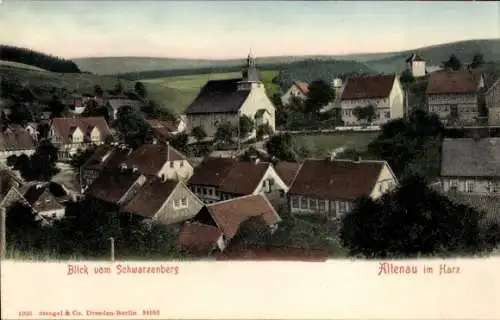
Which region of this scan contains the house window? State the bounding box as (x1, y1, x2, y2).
(279, 190, 285, 198)
(292, 197, 299, 208)
(174, 199, 181, 208)
(215, 191, 221, 197)
(181, 198, 187, 206)
(339, 201, 347, 213)
(52, 213, 57, 219)
(384, 111, 390, 118)
(195, 187, 200, 194)
(309, 199, 317, 209)
(466, 181, 475, 193)
(300, 197, 308, 209)
(319, 200, 326, 211)
(180, 160, 184, 167)
(170, 162, 174, 168)
(492, 182, 500, 193)
(450, 180, 458, 191)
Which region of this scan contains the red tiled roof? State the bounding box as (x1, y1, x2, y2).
(289, 159, 385, 201)
(216, 245, 328, 261)
(51, 117, 111, 144)
(341, 75, 396, 100)
(294, 81, 309, 96)
(273, 161, 302, 187)
(188, 157, 237, 186)
(188, 157, 270, 195)
(147, 119, 181, 138)
(121, 178, 178, 218)
(126, 144, 187, 176)
(87, 169, 142, 204)
(206, 194, 281, 239)
(426, 70, 482, 95)
(219, 161, 270, 195)
(82, 146, 131, 170)
(177, 221, 223, 254)
(0, 126, 36, 151)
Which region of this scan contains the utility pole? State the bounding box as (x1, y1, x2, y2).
(109, 237, 115, 262)
(0, 180, 5, 259)
(237, 116, 241, 153)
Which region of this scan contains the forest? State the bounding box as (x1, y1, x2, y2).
(0, 45, 81, 73)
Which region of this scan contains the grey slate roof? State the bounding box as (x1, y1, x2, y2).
(441, 138, 500, 177)
(185, 78, 251, 115)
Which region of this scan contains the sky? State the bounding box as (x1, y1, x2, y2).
(0, 1, 499, 59)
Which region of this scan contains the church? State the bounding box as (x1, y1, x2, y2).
(184, 53, 276, 137)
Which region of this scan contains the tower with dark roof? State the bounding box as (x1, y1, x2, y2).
(405, 53, 426, 77)
(239, 50, 262, 91)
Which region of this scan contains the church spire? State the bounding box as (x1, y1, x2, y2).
(247, 49, 255, 68)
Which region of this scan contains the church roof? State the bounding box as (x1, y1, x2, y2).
(185, 78, 251, 115)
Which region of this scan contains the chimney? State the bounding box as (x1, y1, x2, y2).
(250, 156, 260, 164)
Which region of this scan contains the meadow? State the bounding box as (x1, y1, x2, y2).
(293, 132, 379, 157)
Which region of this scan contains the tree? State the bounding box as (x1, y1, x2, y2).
(113, 82, 123, 95)
(442, 54, 462, 71)
(353, 104, 376, 125)
(340, 176, 499, 258)
(304, 79, 335, 114)
(48, 95, 65, 118)
(191, 126, 207, 142)
(69, 148, 94, 170)
(20, 140, 60, 181)
(400, 69, 415, 86)
(6, 155, 18, 167)
(238, 115, 254, 138)
(168, 133, 189, 154)
(256, 123, 273, 141)
(134, 82, 148, 99)
(229, 216, 274, 250)
(470, 53, 485, 69)
(5, 201, 43, 252)
(265, 133, 297, 162)
(93, 85, 104, 97)
(115, 105, 151, 148)
(214, 121, 234, 145)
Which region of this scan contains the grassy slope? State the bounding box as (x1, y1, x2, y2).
(294, 132, 379, 158)
(0, 59, 48, 72)
(143, 70, 279, 113)
(73, 39, 500, 75)
(0, 65, 180, 113)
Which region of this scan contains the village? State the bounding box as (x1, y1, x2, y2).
(1, 48, 500, 261)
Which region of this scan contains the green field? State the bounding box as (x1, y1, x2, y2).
(143, 70, 279, 113)
(293, 132, 379, 157)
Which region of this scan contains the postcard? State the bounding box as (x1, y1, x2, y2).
(1, 1, 500, 319)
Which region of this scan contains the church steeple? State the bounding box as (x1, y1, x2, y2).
(247, 49, 256, 68)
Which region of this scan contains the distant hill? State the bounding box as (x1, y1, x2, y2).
(276, 59, 375, 91)
(0, 60, 48, 72)
(0, 45, 81, 73)
(73, 38, 500, 77)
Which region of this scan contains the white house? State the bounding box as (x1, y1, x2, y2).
(340, 74, 404, 125)
(405, 53, 426, 78)
(288, 158, 398, 219)
(125, 143, 193, 181)
(188, 157, 289, 207)
(0, 125, 37, 161)
(49, 116, 112, 160)
(281, 81, 309, 106)
(185, 53, 275, 137)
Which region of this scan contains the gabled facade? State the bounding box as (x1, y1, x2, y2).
(486, 78, 500, 125)
(0, 125, 37, 161)
(125, 143, 193, 181)
(280, 81, 309, 106)
(340, 75, 404, 126)
(185, 53, 275, 137)
(49, 116, 112, 160)
(406, 53, 426, 78)
(80, 145, 131, 189)
(440, 138, 500, 195)
(187, 157, 289, 206)
(288, 159, 398, 219)
(121, 178, 203, 226)
(426, 70, 485, 126)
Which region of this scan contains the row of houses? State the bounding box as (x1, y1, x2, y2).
(280, 53, 500, 128)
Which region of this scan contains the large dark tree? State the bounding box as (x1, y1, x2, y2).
(442, 54, 462, 71)
(0, 45, 81, 73)
(191, 126, 207, 142)
(265, 133, 297, 162)
(238, 115, 254, 138)
(340, 176, 499, 258)
(134, 82, 148, 99)
(470, 53, 485, 69)
(115, 106, 151, 148)
(19, 139, 60, 181)
(214, 121, 234, 145)
(48, 95, 65, 118)
(304, 79, 335, 114)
